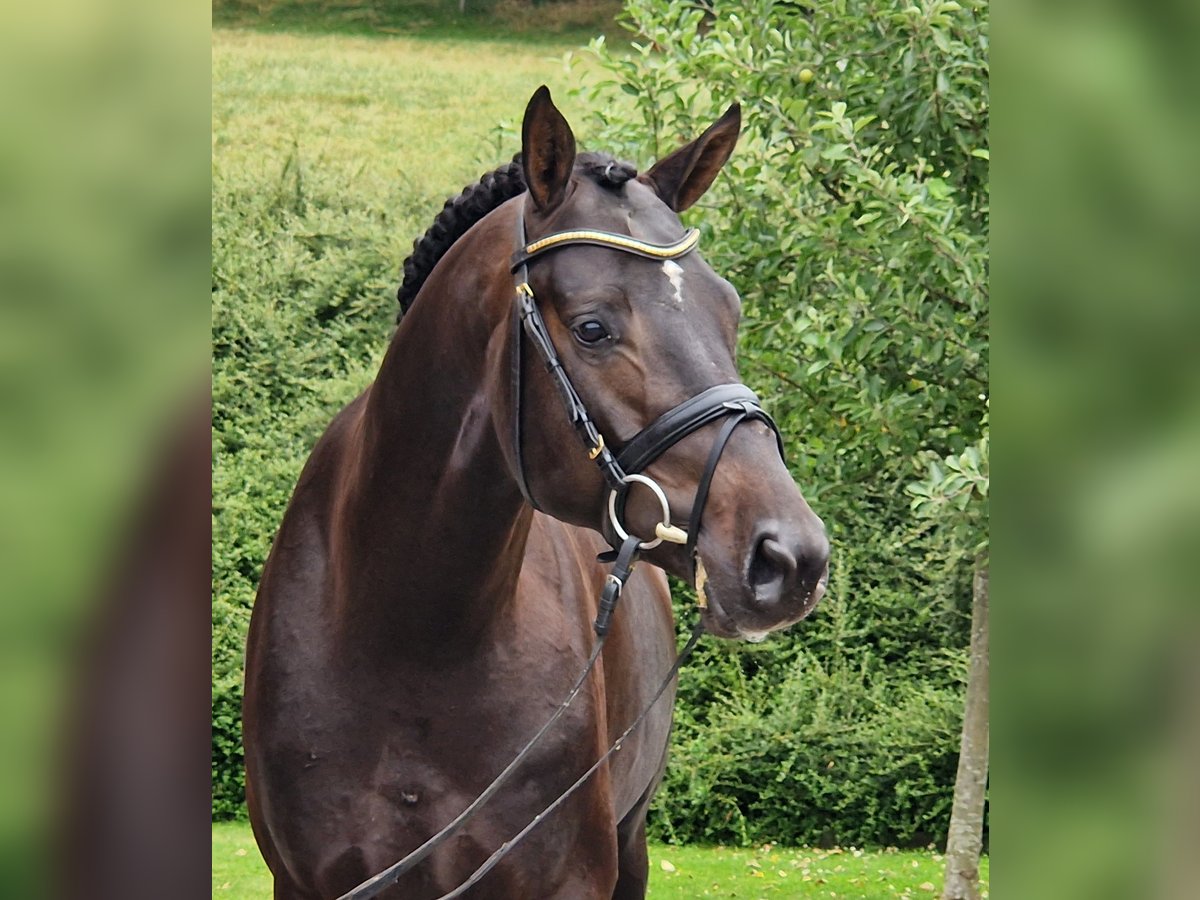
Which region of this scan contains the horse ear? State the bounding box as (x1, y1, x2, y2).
(521, 86, 577, 212)
(643, 103, 741, 212)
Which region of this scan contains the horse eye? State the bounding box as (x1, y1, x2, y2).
(572, 320, 611, 345)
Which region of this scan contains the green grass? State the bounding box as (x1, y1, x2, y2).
(214, 822, 274, 898)
(215, 821, 987, 898)
(212, 25, 610, 235)
(213, 0, 627, 44)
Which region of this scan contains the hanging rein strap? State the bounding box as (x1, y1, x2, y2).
(433, 618, 706, 900)
(335, 612, 701, 900)
(337, 624, 613, 900)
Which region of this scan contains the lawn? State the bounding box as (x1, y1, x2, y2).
(213, 0, 627, 44)
(212, 26, 598, 195)
(214, 821, 988, 898)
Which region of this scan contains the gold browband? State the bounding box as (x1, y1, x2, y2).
(515, 227, 700, 268)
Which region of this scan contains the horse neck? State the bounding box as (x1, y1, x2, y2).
(332, 203, 530, 652)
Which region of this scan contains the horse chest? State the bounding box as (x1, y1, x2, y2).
(367, 663, 602, 788)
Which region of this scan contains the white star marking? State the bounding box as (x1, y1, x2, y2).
(662, 260, 685, 305)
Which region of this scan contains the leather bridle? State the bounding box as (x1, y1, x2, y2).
(510, 205, 784, 627)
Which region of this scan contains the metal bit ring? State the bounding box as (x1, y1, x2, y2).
(607, 473, 677, 551)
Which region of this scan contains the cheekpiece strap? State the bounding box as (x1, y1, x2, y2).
(512, 211, 628, 497)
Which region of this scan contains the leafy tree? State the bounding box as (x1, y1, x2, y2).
(910, 427, 988, 898)
(574, 0, 989, 846)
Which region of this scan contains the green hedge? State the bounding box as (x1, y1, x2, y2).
(212, 151, 405, 818)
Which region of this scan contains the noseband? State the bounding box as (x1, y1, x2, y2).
(510, 206, 785, 592)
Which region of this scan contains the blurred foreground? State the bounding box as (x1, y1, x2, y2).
(0, 0, 209, 897)
(0, 0, 1195, 896)
(999, 1, 1200, 898)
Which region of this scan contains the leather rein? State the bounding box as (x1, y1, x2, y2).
(336, 208, 785, 900)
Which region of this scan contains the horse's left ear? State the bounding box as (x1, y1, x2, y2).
(642, 104, 741, 212)
(521, 85, 577, 213)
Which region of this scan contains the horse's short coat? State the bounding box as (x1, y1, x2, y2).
(244, 87, 829, 899)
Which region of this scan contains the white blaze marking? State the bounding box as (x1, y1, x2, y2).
(662, 260, 685, 305)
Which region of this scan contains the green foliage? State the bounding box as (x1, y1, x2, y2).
(577, 0, 988, 514)
(212, 675, 247, 819)
(574, 0, 989, 846)
(212, 0, 627, 44)
(909, 410, 989, 559)
(212, 3, 989, 848)
(656, 647, 961, 848)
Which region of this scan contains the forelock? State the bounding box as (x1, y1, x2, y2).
(575, 152, 638, 189)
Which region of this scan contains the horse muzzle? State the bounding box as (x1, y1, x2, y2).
(692, 500, 830, 641)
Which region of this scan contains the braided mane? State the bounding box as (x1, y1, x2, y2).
(395, 152, 638, 319)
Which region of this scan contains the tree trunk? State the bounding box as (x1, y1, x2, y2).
(942, 560, 989, 900)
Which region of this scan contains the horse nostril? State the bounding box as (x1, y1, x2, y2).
(759, 538, 797, 579)
(748, 526, 829, 610)
(748, 535, 797, 607)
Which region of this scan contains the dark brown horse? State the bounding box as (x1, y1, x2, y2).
(243, 87, 829, 899)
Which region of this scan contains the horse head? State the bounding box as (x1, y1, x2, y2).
(498, 86, 829, 641)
